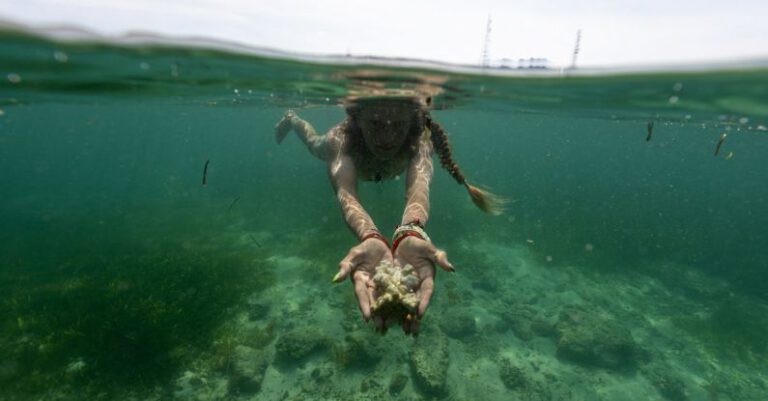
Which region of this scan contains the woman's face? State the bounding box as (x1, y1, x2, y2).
(355, 106, 416, 158)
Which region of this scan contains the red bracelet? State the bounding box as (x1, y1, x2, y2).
(391, 231, 424, 254)
(361, 231, 390, 248)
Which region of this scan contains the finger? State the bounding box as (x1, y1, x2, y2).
(333, 248, 362, 283)
(411, 316, 421, 336)
(417, 276, 435, 317)
(402, 313, 415, 335)
(421, 242, 454, 272)
(433, 249, 455, 272)
(353, 273, 372, 321)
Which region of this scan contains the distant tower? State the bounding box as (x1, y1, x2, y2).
(570, 29, 581, 69)
(481, 15, 492, 68)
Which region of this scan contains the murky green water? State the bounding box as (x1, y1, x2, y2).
(1, 29, 767, 401)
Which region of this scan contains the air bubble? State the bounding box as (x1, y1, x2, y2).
(7, 73, 21, 83)
(53, 51, 68, 63)
(668, 96, 679, 104)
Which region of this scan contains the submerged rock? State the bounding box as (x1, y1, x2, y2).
(409, 334, 449, 396)
(333, 331, 386, 369)
(438, 308, 477, 338)
(499, 359, 527, 390)
(228, 345, 270, 395)
(388, 372, 408, 395)
(555, 306, 641, 371)
(275, 327, 327, 364)
(497, 358, 551, 401)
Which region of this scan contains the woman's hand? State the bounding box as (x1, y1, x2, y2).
(274, 110, 297, 144)
(393, 236, 454, 335)
(332, 237, 393, 321)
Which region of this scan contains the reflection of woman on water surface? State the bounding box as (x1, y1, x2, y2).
(274, 94, 505, 335)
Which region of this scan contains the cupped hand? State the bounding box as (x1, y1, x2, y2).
(393, 236, 454, 335)
(332, 237, 393, 321)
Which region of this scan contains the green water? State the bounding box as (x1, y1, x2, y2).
(1, 29, 767, 401)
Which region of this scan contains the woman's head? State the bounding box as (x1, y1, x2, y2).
(345, 97, 425, 158)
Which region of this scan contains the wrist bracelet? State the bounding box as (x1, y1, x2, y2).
(393, 224, 431, 244)
(392, 231, 424, 254)
(361, 231, 390, 248)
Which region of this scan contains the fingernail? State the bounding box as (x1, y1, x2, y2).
(332, 272, 341, 283)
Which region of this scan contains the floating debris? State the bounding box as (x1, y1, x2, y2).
(714, 133, 727, 157)
(227, 195, 241, 212)
(53, 51, 68, 63)
(646, 121, 654, 142)
(202, 159, 210, 186)
(7, 73, 21, 83)
(247, 234, 262, 247)
(725, 151, 734, 160)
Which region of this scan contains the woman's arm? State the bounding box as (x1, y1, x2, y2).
(326, 126, 380, 239)
(401, 132, 434, 226)
(275, 110, 329, 161)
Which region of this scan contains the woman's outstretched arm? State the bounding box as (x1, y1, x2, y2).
(325, 125, 380, 239)
(274, 110, 329, 161)
(401, 132, 434, 226)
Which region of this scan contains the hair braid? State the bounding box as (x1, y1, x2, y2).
(427, 113, 507, 215)
(427, 115, 466, 185)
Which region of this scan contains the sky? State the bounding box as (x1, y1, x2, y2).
(1, 0, 767, 68)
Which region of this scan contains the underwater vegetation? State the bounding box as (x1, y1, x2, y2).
(0, 212, 276, 399)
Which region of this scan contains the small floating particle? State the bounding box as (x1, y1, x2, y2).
(0, 109, 4, 116)
(673, 82, 683, 92)
(739, 117, 749, 125)
(53, 50, 69, 63)
(227, 195, 241, 212)
(7, 73, 21, 83)
(585, 243, 594, 251)
(545, 255, 553, 262)
(247, 234, 262, 247)
(139, 62, 151, 71)
(646, 121, 654, 142)
(668, 96, 679, 104)
(714, 133, 727, 157)
(233, 88, 239, 95)
(757, 125, 767, 131)
(725, 151, 734, 160)
(526, 238, 535, 244)
(202, 159, 210, 186)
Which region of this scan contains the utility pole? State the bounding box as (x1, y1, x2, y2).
(481, 15, 492, 68)
(570, 29, 581, 69)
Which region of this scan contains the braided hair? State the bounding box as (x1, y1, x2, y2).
(426, 113, 507, 215)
